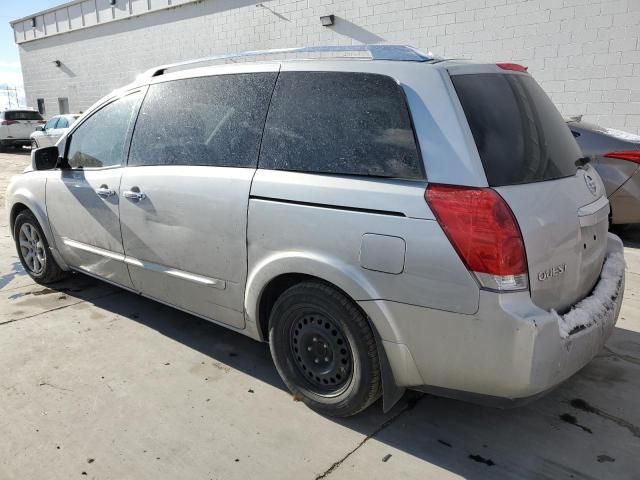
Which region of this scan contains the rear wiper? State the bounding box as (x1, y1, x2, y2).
(575, 156, 591, 168)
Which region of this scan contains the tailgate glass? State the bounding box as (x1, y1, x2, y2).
(451, 73, 582, 187)
(5, 110, 43, 121)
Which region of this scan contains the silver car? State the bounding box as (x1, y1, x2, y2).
(6, 46, 625, 417)
(30, 114, 81, 149)
(567, 118, 640, 226)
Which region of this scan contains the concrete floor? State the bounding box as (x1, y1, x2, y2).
(1, 149, 639, 480)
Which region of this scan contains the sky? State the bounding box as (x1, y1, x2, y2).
(0, 0, 62, 109)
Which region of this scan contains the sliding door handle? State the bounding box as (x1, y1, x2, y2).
(95, 186, 116, 197)
(123, 190, 146, 201)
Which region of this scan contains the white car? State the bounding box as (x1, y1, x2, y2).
(0, 109, 45, 150)
(30, 114, 81, 148)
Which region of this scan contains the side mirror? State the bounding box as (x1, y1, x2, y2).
(32, 146, 60, 170)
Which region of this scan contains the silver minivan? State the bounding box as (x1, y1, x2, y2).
(6, 46, 625, 417)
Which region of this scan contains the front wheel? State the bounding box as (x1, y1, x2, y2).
(14, 210, 68, 284)
(269, 281, 381, 417)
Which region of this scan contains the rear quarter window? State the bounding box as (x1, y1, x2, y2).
(451, 73, 581, 187)
(259, 71, 423, 179)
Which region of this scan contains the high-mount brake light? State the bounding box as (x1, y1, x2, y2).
(496, 63, 528, 73)
(425, 184, 529, 292)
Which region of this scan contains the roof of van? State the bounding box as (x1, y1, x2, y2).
(139, 45, 445, 81)
(2, 107, 38, 112)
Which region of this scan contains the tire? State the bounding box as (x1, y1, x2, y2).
(14, 210, 68, 284)
(269, 281, 381, 417)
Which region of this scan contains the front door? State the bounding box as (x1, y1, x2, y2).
(49, 116, 70, 146)
(40, 116, 59, 147)
(118, 70, 277, 328)
(46, 91, 143, 288)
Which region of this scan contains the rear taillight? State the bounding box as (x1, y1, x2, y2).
(604, 150, 640, 164)
(425, 184, 529, 292)
(37, 120, 46, 124)
(497, 63, 528, 73)
(1, 120, 18, 126)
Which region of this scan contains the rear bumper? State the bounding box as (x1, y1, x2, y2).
(361, 234, 625, 402)
(0, 138, 32, 147)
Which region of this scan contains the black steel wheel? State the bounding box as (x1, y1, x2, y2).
(269, 281, 381, 417)
(290, 312, 353, 395)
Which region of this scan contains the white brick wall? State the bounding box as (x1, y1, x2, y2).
(14, 0, 640, 132)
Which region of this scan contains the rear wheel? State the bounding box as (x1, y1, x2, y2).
(14, 210, 68, 284)
(269, 281, 381, 417)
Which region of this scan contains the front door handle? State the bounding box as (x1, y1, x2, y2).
(95, 185, 115, 197)
(123, 189, 146, 201)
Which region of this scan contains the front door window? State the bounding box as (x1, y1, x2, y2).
(65, 93, 140, 169)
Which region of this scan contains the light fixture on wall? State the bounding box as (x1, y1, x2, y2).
(320, 15, 335, 27)
(53, 60, 62, 67)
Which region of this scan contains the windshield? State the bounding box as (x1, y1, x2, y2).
(451, 73, 581, 187)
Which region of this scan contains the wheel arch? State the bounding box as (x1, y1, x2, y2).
(245, 253, 407, 412)
(9, 202, 30, 238)
(8, 192, 70, 271)
(9, 191, 50, 239)
(245, 252, 397, 341)
(255, 272, 367, 343)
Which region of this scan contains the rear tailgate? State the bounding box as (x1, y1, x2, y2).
(450, 67, 609, 312)
(496, 172, 608, 312)
(5, 110, 43, 139)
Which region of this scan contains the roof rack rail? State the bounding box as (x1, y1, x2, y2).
(140, 44, 440, 79)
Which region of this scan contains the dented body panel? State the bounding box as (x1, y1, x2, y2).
(5, 51, 627, 410)
(360, 234, 624, 401)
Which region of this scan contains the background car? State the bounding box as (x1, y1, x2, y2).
(30, 114, 81, 149)
(0, 108, 45, 150)
(567, 117, 640, 226)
